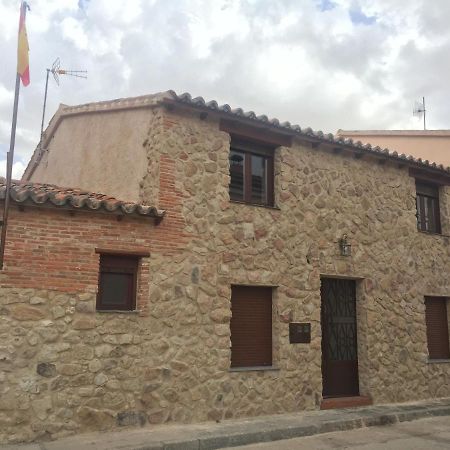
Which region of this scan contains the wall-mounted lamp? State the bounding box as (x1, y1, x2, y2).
(339, 234, 352, 256)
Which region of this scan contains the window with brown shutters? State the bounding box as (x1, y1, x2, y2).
(230, 286, 273, 368)
(97, 254, 139, 311)
(425, 297, 450, 360)
(229, 139, 275, 207)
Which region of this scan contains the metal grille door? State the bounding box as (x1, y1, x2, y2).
(321, 278, 359, 397)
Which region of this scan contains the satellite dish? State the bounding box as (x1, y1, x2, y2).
(412, 97, 426, 130)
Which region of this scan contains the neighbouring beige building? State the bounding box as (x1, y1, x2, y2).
(337, 130, 450, 168)
(1, 91, 450, 444)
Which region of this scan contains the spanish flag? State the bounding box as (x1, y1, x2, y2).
(17, 2, 30, 87)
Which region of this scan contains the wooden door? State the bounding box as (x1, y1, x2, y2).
(321, 278, 359, 397)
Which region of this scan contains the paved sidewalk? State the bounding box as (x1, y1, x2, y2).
(1, 398, 450, 450)
(222, 416, 450, 449)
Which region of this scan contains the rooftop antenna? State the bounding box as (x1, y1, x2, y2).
(40, 57, 87, 142)
(413, 96, 426, 130)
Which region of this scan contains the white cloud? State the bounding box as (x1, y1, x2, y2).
(0, 84, 13, 105)
(0, 160, 26, 180)
(1, 0, 450, 180)
(61, 17, 89, 50)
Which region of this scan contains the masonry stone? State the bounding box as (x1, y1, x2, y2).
(9, 305, 45, 321)
(117, 410, 147, 427)
(36, 363, 56, 378)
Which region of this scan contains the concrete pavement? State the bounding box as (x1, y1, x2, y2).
(1, 398, 450, 450)
(222, 416, 450, 449)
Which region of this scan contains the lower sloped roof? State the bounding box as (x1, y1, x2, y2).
(0, 179, 165, 219)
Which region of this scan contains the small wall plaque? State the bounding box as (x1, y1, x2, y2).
(289, 322, 311, 344)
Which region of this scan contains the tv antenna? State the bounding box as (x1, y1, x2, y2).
(413, 96, 426, 130)
(40, 57, 87, 142)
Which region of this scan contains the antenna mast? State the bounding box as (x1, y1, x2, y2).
(40, 58, 87, 142)
(422, 96, 426, 131)
(413, 97, 426, 130)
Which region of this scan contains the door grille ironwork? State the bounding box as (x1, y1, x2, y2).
(322, 279, 357, 361)
(321, 278, 359, 397)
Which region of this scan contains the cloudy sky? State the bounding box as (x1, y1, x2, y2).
(0, 0, 449, 178)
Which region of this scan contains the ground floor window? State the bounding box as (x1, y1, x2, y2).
(425, 297, 450, 360)
(230, 285, 272, 368)
(97, 254, 139, 311)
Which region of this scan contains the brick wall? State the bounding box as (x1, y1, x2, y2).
(1, 201, 187, 295)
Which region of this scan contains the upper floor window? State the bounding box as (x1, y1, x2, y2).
(229, 138, 274, 207)
(416, 181, 441, 234)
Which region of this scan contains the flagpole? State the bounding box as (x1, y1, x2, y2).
(0, 2, 28, 270)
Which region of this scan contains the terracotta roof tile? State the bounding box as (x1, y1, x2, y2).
(0, 179, 165, 220)
(25, 90, 450, 183)
(167, 91, 450, 176)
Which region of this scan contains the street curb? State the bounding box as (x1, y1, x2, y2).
(4, 401, 450, 450)
(131, 403, 450, 450)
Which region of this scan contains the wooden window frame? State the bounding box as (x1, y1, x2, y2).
(416, 181, 441, 234)
(229, 138, 275, 207)
(96, 254, 139, 311)
(425, 297, 450, 360)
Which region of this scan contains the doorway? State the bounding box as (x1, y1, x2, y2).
(321, 277, 359, 397)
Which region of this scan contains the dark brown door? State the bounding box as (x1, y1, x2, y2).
(321, 278, 359, 397)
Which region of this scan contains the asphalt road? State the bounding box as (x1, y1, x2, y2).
(221, 416, 450, 450)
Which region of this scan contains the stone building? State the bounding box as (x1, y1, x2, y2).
(1, 91, 450, 443)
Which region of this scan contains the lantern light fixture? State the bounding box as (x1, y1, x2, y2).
(339, 234, 352, 256)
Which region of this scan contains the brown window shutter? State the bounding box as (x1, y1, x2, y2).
(425, 297, 450, 360)
(416, 182, 441, 234)
(97, 255, 138, 311)
(230, 286, 272, 368)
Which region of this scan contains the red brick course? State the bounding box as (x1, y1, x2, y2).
(2, 204, 189, 290)
(2, 208, 154, 312)
(154, 154, 190, 253)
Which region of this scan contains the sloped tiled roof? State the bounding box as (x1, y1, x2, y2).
(166, 91, 450, 176)
(0, 179, 165, 219)
(25, 90, 450, 182)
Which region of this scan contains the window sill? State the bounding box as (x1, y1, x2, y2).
(230, 200, 280, 210)
(229, 366, 280, 372)
(427, 358, 450, 364)
(96, 310, 140, 314)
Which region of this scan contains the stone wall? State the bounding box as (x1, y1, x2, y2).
(148, 106, 450, 410)
(1, 104, 450, 443)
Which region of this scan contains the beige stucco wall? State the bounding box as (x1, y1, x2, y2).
(28, 108, 152, 203)
(337, 131, 450, 167)
(2, 106, 450, 443)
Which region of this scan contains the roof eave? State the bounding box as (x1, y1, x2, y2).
(1, 198, 165, 221)
(160, 96, 450, 182)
